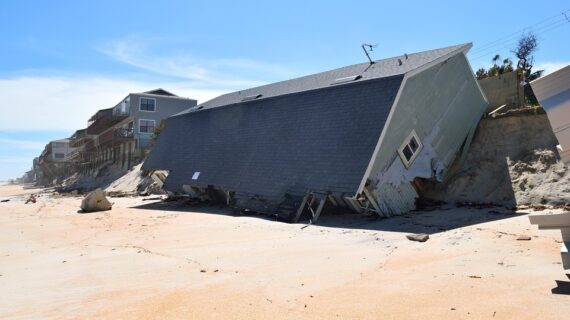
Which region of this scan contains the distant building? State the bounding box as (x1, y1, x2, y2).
(143, 44, 488, 221)
(50, 139, 75, 161)
(36, 139, 75, 185)
(530, 65, 570, 164)
(69, 89, 197, 172)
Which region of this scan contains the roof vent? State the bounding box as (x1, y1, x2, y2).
(241, 94, 262, 102)
(331, 75, 362, 85)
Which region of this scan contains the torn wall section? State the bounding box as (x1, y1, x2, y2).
(364, 53, 488, 216)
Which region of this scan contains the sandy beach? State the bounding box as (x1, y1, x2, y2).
(0, 184, 568, 319)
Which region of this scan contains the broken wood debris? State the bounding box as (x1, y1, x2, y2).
(25, 194, 37, 204)
(516, 235, 532, 241)
(142, 197, 163, 201)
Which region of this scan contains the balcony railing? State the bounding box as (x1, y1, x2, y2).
(95, 127, 135, 148)
(114, 127, 134, 139)
(113, 108, 129, 117)
(86, 106, 130, 135)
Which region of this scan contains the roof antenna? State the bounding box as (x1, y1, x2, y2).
(362, 44, 377, 64)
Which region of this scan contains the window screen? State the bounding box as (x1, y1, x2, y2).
(139, 119, 155, 133)
(140, 98, 156, 111)
(398, 131, 423, 168)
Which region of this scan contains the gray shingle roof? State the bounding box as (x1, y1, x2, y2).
(144, 75, 404, 199)
(176, 43, 470, 114)
(142, 88, 178, 96)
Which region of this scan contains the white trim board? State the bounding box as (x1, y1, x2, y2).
(464, 53, 489, 105)
(355, 72, 409, 196)
(397, 130, 423, 168)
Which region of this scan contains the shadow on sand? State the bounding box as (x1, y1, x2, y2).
(552, 279, 570, 295)
(132, 200, 529, 235)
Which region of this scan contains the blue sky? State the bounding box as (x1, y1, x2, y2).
(0, 0, 569, 181)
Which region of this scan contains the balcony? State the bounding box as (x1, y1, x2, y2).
(86, 105, 130, 135)
(97, 127, 135, 148)
(70, 129, 91, 148)
(114, 127, 134, 139)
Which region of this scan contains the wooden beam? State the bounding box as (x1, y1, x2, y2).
(292, 194, 309, 223)
(312, 197, 327, 223)
(363, 187, 388, 217)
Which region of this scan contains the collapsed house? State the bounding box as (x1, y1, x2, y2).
(530, 65, 570, 164)
(143, 43, 488, 221)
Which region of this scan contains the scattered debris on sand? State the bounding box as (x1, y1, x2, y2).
(25, 194, 37, 204)
(80, 188, 112, 213)
(59, 164, 126, 194)
(105, 164, 159, 196)
(0, 199, 9, 203)
(142, 197, 163, 201)
(58, 163, 164, 197)
(406, 233, 429, 242)
(516, 235, 532, 241)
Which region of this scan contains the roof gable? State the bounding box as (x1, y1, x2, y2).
(142, 88, 178, 96)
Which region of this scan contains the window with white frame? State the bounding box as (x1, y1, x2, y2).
(139, 97, 156, 112)
(398, 130, 423, 168)
(139, 119, 155, 134)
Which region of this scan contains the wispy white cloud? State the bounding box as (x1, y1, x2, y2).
(0, 37, 304, 178)
(0, 76, 227, 131)
(100, 40, 211, 81)
(0, 138, 46, 150)
(535, 61, 570, 76)
(97, 36, 296, 88)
